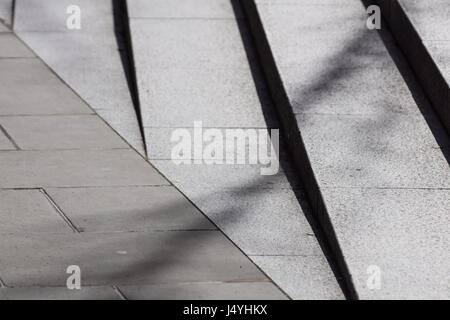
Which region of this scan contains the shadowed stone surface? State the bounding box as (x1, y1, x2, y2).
(129, 0, 344, 299)
(46, 186, 215, 232)
(244, 0, 450, 299)
(0, 232, 269, 287)
(374, 0, 450, 131)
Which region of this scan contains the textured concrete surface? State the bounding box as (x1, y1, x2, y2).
(244, 0, 450, 299)
(14, 0, 145, 154)
(0, 24, 284, 300)
(128, 0, 344, 299)
(375, 0, 450, 132)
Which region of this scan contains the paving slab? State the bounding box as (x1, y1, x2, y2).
(119, 282, 287, 300)
(0, 231, 268, 287)
(46, 186, 215, 232)
(129, 0, 344, 299)
(15, 0, 146, 154)
(0, 149, 169, 188)
(0, 189, 70, 233)
(0, 115, 128, 150)
(242, 0, 450, 298)
(0, 33, 35, 57)
(0, 59, 93, 115)
(0, 286, 120, 300)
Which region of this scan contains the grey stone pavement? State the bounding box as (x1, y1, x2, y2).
(2, 0, 448, 300)
(245, 0, 450, 299)
(0, 21, 287, 300)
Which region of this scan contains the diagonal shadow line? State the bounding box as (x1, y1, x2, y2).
(112, 0, 147, 157)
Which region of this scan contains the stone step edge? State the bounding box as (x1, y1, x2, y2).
(240, 0, 358, 300)
(374, 0, 450, 134)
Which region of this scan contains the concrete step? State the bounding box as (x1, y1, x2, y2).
(0, 21, 286, 300)
(375, 0, 450, 133)
(127, 0, 344, 299)
(242, 0, 450, 299)
(13, 0, 146, 155)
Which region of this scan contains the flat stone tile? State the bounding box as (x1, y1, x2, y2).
(119, 281, 287, 300)
(0, 33, 34, 57)
(14, 0, 114, 32)
(0, 149, 169, 188)
(0, 59, 93, 115)
(130, 19, 253, 69)
(138, 68, 276, 128)
(17, 31, 145, 154)
(250, 255, 344, 300)
(322, 187, 450, 299)
(0, 286, 120, 300)
(398, 0, 450, 41)
(0, 231, 268, 286)
(0, 128, 14, 150)
(296, 113, 450, 188)
(46, 186, 215, 232)
(0, 115, 128, 150)
(0, 189, 70, 233)
(128, 0, 243, 19)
